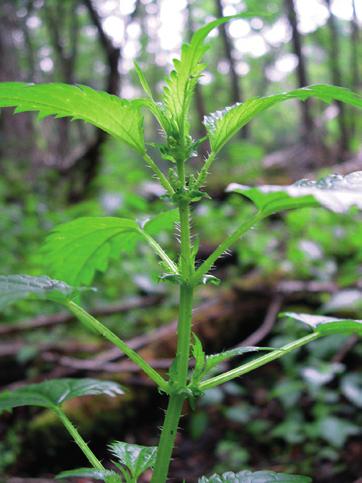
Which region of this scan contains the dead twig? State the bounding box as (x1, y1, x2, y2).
(0, 295, 163, 336)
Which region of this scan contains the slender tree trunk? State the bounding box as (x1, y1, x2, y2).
(324, 0, 349, 158)
(350, 0, 360, 136)
(284, 0, 313, 139)
(186, 0, 208, 158)
(0, 1, 35, 164)
(215, 0, 248, 139)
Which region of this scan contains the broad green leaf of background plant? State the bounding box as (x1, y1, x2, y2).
(161, 13, 258, 137)
(0, 378, 124, 413)
(0, 274, 85, 309)
(198, 470, 312, 482)
(205, 84, 362, 153)
(108, 441, 157, 480)
(57, 468, 121, 483)
(0, 82, 145, 153)
(227, 171, 362, 215)
(284, 312, 362, 336)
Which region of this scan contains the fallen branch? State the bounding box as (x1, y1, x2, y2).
(0, 294, 163, 336)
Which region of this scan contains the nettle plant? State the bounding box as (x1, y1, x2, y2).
(0, 14, 362, 483)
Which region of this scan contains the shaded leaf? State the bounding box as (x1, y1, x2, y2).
(0, 274, 82, 309)
(227, 171, 362, 215)
(0, 378, 124, 412)
(57, 468, 121, 482)
(198, 470, 312, 482)
(42, 217, 142, 285)
(283, 312, 362, 336)
(206, 85, 362, 153)
(108, 441, 157, 479)
(341, 373, 362, 408)
(162, 13, 258, 136)
(0, 82, 145, 153)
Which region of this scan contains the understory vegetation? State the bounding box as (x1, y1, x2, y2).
(0, 1, 361, 482)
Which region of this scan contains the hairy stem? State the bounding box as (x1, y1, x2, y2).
(152, 166, 194, 483)
(66, 301, 168, 392)
(54, 406, 105, 470)
(199, 332, 320, 390)
(194, 210, 264, 282)
(143, 153, 175, 195)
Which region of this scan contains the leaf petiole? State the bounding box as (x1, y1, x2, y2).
(198, 332, 320, 390)
(53, 406, 105, 471)
(66, 301, 169, 393)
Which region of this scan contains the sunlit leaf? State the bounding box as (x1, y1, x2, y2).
(0, 378, 124, 412)
(57, 468, 121, 482)
(162, 13, 258, 137)
(206, 84, 362, 153)
(0, 82, 145, 153)
(198, 470, 312, 482)
(227, 171, 362, 215)
(0, 274, 83, 309)
(283, 312, 362, 336)
(108, 441, 157, 479)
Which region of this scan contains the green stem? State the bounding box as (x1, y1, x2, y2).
(144, 153, 174, 195)
(141, 230, 178, 274)
(152, 173, 194, 482)
(66, 301, 168, 393)
(199, 332, 320, 391)
(193, 210, 264, 283)
(150, 394, 185, 483)
(53, 406, 104, 470)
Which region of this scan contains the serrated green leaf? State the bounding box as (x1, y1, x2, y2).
(162, 13, 258, 137)
(0, 82, 145, 153)
(227, 171, 362, 215)
(283, 312, 362, 336)
(42, 217, 142, 285)
(108, 441, 157, 479)
(206, 84, 362, 153)
(0, 378, 124, 412)
(198, 470, 312, 482)
(0, 274, 84, 309)
(42, 211, 178, 286)
(56, 468, 121, 482)
(205, 346, 274, 373)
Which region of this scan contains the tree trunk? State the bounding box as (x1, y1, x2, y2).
(186, 0, 209, 158)
(284, 0, 313, 139)
(215, 0, 248, 139)
(324, 0, 349, 159)
(350, 0, 360, 137)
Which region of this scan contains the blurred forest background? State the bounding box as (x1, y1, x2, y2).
(0, 0, 362, 482)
